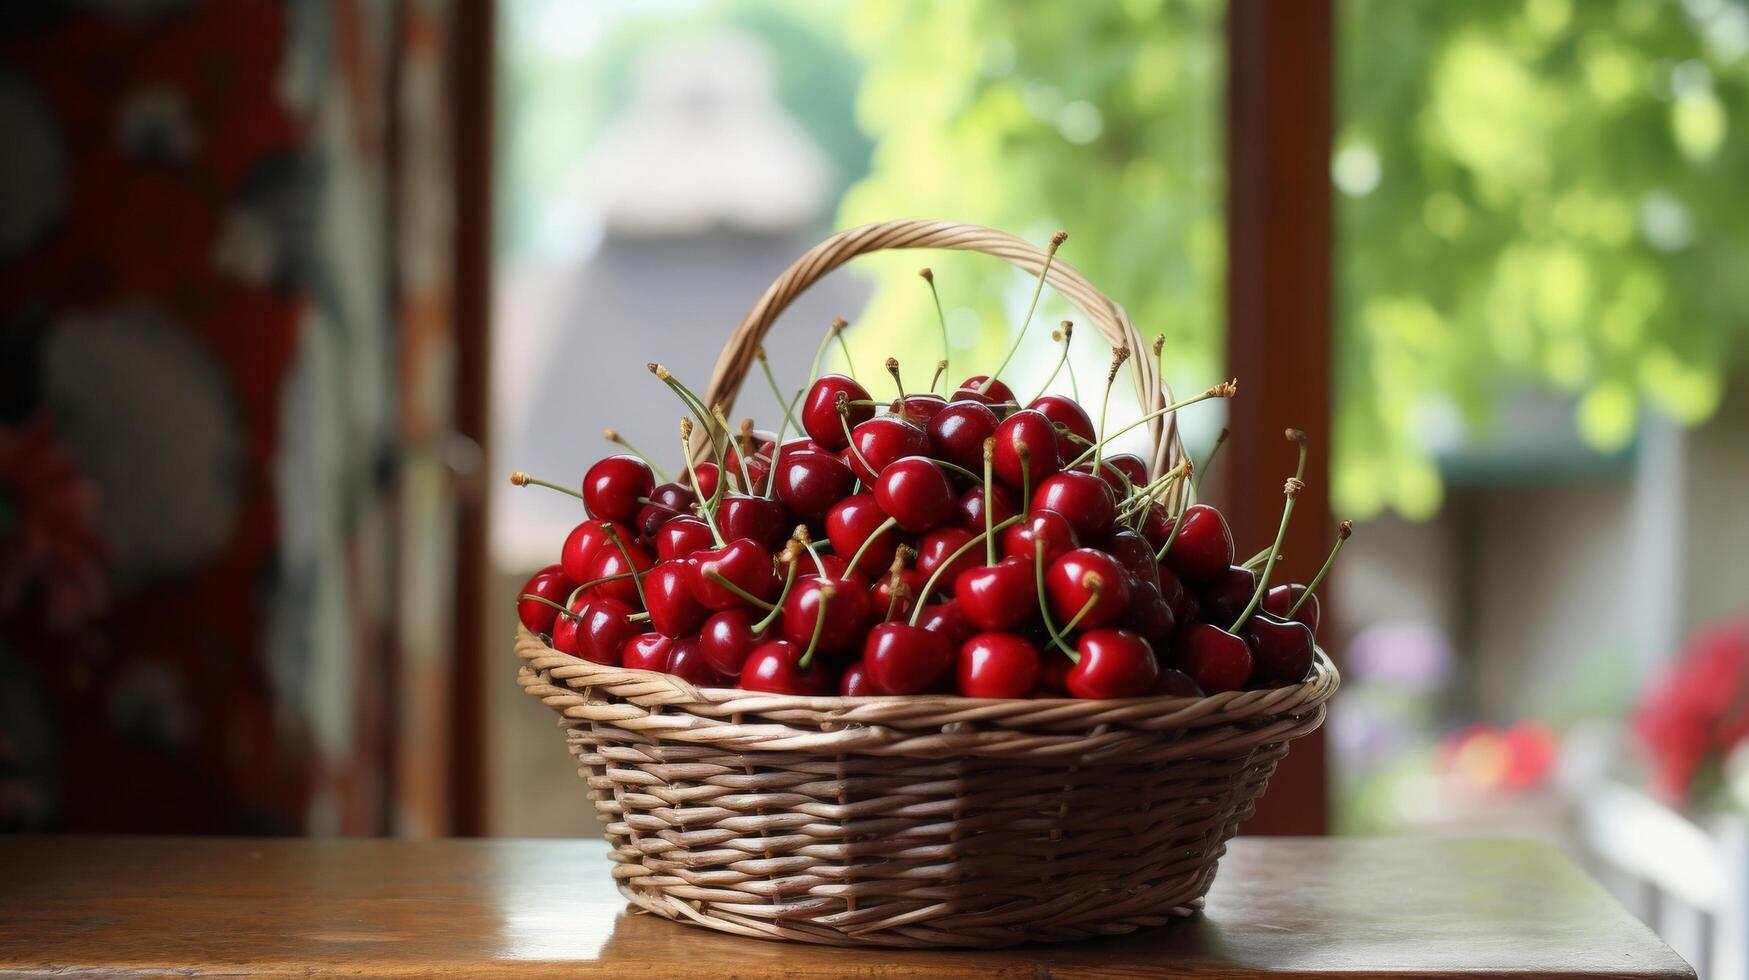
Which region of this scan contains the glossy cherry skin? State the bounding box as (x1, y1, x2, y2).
(802, 374, 874, 450)
(1031, 469, 1117, 541)
(895, 393, 948, 426)
(956, 483, 1018, 535)
(666, 638, 731, 686)
(687, 538, 777, 612)
(621, 632, 673, 672)
(583, 455, 655, 523)
(870, 567, 925, 621)
(1124, 580, 1178, 651)
(717, 495, 790, 552)
(990, 409, 1062, 490)
(1027, 394, 1097, 448)
(1106, 529, 1162, 593)
(645, 561, 707, 637)
(847, 415, 929, 483)
(840, 661, 879, 696)
(561, 521, 631, 585)
(826, 493, 898, 579)
(1199, 564, 1259, 628)
(1000, 510, 1079, 566)
(956, 632, 1041, 698)
(1180, 623, 1254, 693)
(955, 558, 1038, 632)
(655, 516, 715, 561)
(634, 482, 697, 541)
(1138, 502, 1174, 550)
(1162, 503, 1235, 585)
(566, 597, 640, 666)
(873, 456, 954, 533)
(740, 639, 833, 695)
(1086, 453, 1150, 493)
(772, 449, 855, 521)
(806, 553, 853, 581)
(1154, 668, 1204, 697)
(1263, 583, 1320, 633)
(915, 600, 975, 648)
(779, 577, 872, 656)
(863, 622, 956, 694)
(926, 400, 1000, 472)
(583, 538, 653, 605)
(1240, 613, 1316, 686)
(518, 564, 573, 634)
(1066, 629, 1159, 699)
(916, 528, 978, 594)
(696, 609, 761, 677)
(1045, 548, 1131, 628)
(686, 461, 721, 502)
(1156, 564, 1191, 623)
(954, 375, 1017, 406)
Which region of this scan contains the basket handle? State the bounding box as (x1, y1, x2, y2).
(699, 218, 1185, 479)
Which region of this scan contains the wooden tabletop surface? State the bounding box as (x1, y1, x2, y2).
(0, 835, 1691, 978)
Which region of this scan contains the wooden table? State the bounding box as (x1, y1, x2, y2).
(0, 836, 1691, 978)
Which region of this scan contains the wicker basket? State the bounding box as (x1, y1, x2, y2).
(514, 219, 1339, 948)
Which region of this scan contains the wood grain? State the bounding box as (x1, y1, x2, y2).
(0, 836, 1691, 978)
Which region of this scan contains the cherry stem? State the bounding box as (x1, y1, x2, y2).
(1028, 322, 1075, 404)
(648, 363, 723, 450)
(1195, 427, 1230, 493)
(1241, 546, 1272, 571)
(921, 267, 950, 383)
(833, 322, 857, 381)
(932, 457, 981, 482)
(837, 395, 877, 477)
(1288, 520, 1354, 619)
(702, 569, 776, 612)
(808, 318, 846, 385)
(603, 525, 649, 609)
(981, 230, 1066, 395)
(679, 421, 725, 546)
(508, 472, 582, 500)
(885, 357, 906, 401)
(883, 551, 911, 623)
(754, 348, 803, 433)
(1031, 540, 1099, 662)
(982, 438, 996, 566)
(1064, 380, 1238, 471)
(558, 570, 636, 604)
(764, 395, 796, 498)
(1154, 476, 1192, 562)
(906, 515, 1022, 626)
(797, 584, 833, 670)
(752, 559, 798, 633)
(795, 527, 830, 579)
(626, 611, 651, 623)
(929, 359, 948, 395)
(732, 418, 757, 495)
(519, 593, 576, 619)
(1116, 461, 1189, 518)
(845, 516, 899, 578)
(602, 429, 670, 484)
(1016, 443, 1033, 513)
(1094, 346, 1131, 471)
(1229, 430, 1309, 632)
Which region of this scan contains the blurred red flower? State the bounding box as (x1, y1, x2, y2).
(1634, 619, 1749, 805)
(0, 417, 106, 633)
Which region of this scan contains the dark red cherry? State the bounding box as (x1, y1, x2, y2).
(1066, 629, 1159, 699)
(1157, 564, 1190, 623)
(956, 483, 1018, 535)
(1045, 548, 1131, 629)
(685, 460, 721, 501)
(697, 609, 761, 677)
(1263, 584, 1320, 633)
(570, 597, 640, 666)
(518, 564, 573, 634)
(1180, 623, 1254, 693)
(621, 631, 673, 672)
(1163, 503, 1235, 585)
(802, 374, 873, 450)
(874, 456, 954, 533)
(741, 639, 833, 695)
(1030, 469, 1117, 540)
(896, 393, 948, 426)
(687, 538, 777, 612)
(645, 561, 707, 638)
(826, 493, 898, 579)
(926, 400, 1000, 472)
(863, 622, 955, 694)
(634, 482, 697, 540)
(1000, 509, 1079, 566)
(1240, 613, 1316, 687)
(1086, 453, 1151, 492)
(847, 415, 929, 483)
(954, 375, 1017, 406)
(655, 516, 715, 561)
(840, 660, 878, 696)
(916, 528, 978, 594)
(667, 638, 731, 686)
(1124, 581, 1177, 651)
(990, 409, 1062, 489)
(1199, 564, 1258, 627)
(583, 455, 655, 523)
(1139, 502, 1174, 550)
(955, 558, 1039, 632)
(1036, 653, 1072, 696)
(956, 632, 1041, 698)
(561, 521, 632, 585)
(1106, 529, 1162, 593)
(1154, 668, 1203, 697)
(772, 448, 855, 520)
(717, 495, 790, 552)
(779, 577, 872, 655)
(583, 538, 653, 605)
(1027, 394, 1096, 448)
(915, 600, 975, 647)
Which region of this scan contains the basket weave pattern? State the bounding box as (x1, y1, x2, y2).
(515, 220, 1338, 948)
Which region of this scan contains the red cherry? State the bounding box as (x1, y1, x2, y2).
(1263, 584, 1320, 633)
(1000, 510, 1079, 566)
(549, 598, 585, 654)
(802, 374, 873, 450)
(725, 436, 776, 477)
(560, 520, 631, 585)
(1138, 502, 1174, 550)
(955, 558, 1038, 631)
(1199, 564, 1258, 627)
(634, 482, 697, 541)
(741, 639, 833, 695)
(688, 539, 776, 612)
(873, 456, 955, 533)
(826, 493, 898, 579)
(772, 449, 855, 520)
(926, 399, 1000, 472)
(697, 609, 761, 676)
(1180, 623, 1254, 693)
(1045, 548, 1131, 628)
(870, 567, 925, 621)
(953, 375, 1017, 406)
(1086, 453, 1151, 492)
(956, 632, 1040, 698)
(1157, 564, 1191, 623)
(1031, 469, 1117, 541)
(916, 528, 979, 593)
(645, 561, 707, 638)
(808, 553, 853, 581)
(717, 495, 790, 552)
(667, 638, 731, 686)
(847, 415, 929, 483)
(1124, 581, 1178, 651)
(622, 632, 673, 672)
(990, 409, 1062, 489)
(915, 600, 975, 648)
(863, 622, 955, 694)
(840, 661, 877, 695)
(569, 597, 640, 666)
(685, 461, 722, 501)
(1162, 503, 1235, 585)
(1027, 394, 1096, 447)
(726, 458, 771, 496)
(955, 483, 1018, 535)
(583, 538, 653, 605)
(1154, 668, 1204, 697)
(1066, 629, 1159, 699)
(896, 393, 948, 426)
(779, 577, 872, 655)
(1036, 653, 1072, 696)
(518, 564, 573, 634)
(583, 455, 654, 524)
(1240, 613, 1316, 687)
(1106, 529, 1162, 593)
(655, 516, 715, 561)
